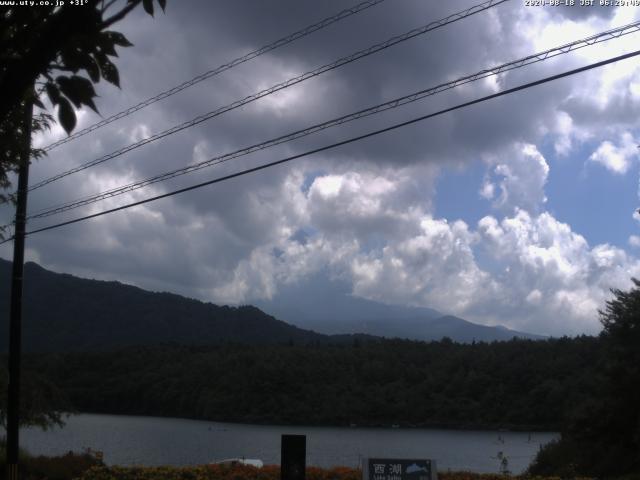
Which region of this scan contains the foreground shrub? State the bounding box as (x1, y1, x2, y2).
(22, 451, 103, 480)
(78, 464, 275, 480)
(527, 439, 582, 478)
(0, 438, 31, 469)
(76, 464, 598, 480)
(0, 446, 101, 480)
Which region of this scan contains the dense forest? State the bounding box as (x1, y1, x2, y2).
(18, 336, 600, 431)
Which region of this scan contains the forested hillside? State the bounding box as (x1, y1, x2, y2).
(0, 259, 543, 350)
(23, 336, 599, 430)
(0, 260, 330, 351)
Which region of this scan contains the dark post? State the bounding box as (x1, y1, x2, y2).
(281, 434, 306, 480)
(6, 100, 33, 480)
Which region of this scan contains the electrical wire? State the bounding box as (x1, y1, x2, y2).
(30, 0, 509, 191)
(41, 0, 388, 152)
(25, 21, 640, 221)
(7, 48, 637, 242)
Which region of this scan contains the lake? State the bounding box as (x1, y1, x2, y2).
(19, 414, 557, 474)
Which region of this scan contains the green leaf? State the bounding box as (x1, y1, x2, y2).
(56, 76, 77, 106)
(157, 0, 166, 12)
(57, 97, 76, 135)
(45, 82, 60, 105)
(97, 32, 119, 57)
(59, 51, 81, 73)
(96, 54, 120, 88)
(59, 45, 100, 79)
(84, 56, 100, 83)
(56, 75, 98, 113)
(100, 42, 118, 58)
(142, 0, 154, 16)
(84, 96, 98, 114)
(104, 31, 133, 48)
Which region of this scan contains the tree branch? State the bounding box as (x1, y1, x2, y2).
(101, 0, 119, 14)
(101, 0, 141, 29)
(0, 3, 101, 122)
(48, 64, 78, 72)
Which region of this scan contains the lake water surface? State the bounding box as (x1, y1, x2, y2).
(20, 414, 557, 474)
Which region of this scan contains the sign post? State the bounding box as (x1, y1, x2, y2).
(281, 434, 306, 480)
(363, 459, 437, 480)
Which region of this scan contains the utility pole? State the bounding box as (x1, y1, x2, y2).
(6, 99, 33, 480)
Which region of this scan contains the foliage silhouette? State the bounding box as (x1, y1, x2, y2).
(529, 279, 640, 477)
(0, 0, 166, 207)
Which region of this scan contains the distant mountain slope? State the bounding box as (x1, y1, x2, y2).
(0, 259, 329, 352)
(418, 315, 545, 342)
(0, 259, 543, 352)
(291, 314, 544, 343)
(257, 276, 443, 324)
(256, 273, 544, 342)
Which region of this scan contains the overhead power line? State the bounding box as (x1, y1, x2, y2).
(41, 0, 388, 152)
(30, 0, 509, 191)
(25, 21, 640, 221)
(8, 49, 638, 242)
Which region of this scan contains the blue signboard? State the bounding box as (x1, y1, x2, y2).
(364, 459, 436, 480)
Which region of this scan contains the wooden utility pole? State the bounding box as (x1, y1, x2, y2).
(6, 100, 33, 480)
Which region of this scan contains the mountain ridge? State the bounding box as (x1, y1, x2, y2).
(0, 259, 333, 352)
(0, 258, 543, 351)
(254, 273, 544, 342)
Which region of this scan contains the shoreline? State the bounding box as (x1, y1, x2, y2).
(47, 411, 559, 434)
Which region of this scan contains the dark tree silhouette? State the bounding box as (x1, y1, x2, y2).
(593, 279, 640, 473)
(530, 279, 640, 477)
(0, 0, 167, 425)
(0, 364, 70, 430)
(0, 0, 166, 204)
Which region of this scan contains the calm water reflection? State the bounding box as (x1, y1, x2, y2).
(20, 414, 557, 474)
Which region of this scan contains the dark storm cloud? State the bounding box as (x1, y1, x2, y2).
(28, 0, 593, 201)
(97, 0, 520, 170)
(5, 1, 571, 262)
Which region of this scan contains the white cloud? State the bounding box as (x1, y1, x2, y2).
(479, 211, 589, 286)
(482, 144, 549, 214)
(197, 164, 640, 336)
(629, 235, 640, 248)
(479, 177, 495, 200)
(476, 211, 640, 334)
(306, 166, 438, 241)
(128, 124, 151, 143)
(333, 205, 640, 336)
(349, 216, 491, 314)
(589, 132, 638, 174)
(552, 110, 590, 156)
(526, 289, 542, 305)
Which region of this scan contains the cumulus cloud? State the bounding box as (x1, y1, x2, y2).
(153, 165, 640, 336)
(481, 144, 549, 214)
(551, 110, 592, 156)
(589, 132, 638, 174)
(475, 211, 640, 334)
(349, 216, 492, 314)
(305, 166, 437, 241)
(479, 177, 495, 201)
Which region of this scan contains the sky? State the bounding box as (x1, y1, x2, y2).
(2, 0, 640, 337)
